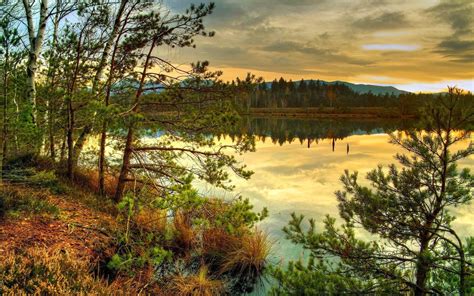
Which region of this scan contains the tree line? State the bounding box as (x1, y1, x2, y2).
(236, 77, 473, 117)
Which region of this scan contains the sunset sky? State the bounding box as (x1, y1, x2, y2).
(163, 0, 473, 92)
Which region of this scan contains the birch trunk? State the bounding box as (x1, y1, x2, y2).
(22, 0, 48, 125)
(1, 46, 9, 180)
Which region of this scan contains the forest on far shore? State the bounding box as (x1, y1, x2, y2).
(234, 77, 474, 117)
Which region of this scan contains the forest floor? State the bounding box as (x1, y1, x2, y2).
(0, 182, 117, 265)
(0, 177, 140, 295)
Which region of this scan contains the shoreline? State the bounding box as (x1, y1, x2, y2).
(244, 107, 417, 119)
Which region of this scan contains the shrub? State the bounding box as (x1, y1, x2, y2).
(173, 211, 196, 253)
(133, 208, 167, 234)
(29, 170, 58, 187)
(202, 228, 238, 266)
(197, 197, 268, 234)
(2, 153, 39, 170)
(1, 164, 66, 194)
(106, 195, 172, 276)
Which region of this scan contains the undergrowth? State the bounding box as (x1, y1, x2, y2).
(0, 156, 272, 295)
(0, 187, 60, 219)
(0, 248, 134, 295)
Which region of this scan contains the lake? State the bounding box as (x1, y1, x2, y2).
(199, 117, 474, 264)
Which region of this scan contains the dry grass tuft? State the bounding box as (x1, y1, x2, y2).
(202, 227, 238, 263)
(133, 208, 167, 234)
(170, 266, 224, 296)
(173, 211, 196, 252)
(220, 230, 271, 279)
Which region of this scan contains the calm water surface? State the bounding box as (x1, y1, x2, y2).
(201, 117, 474, 263)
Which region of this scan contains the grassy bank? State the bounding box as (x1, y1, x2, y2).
(0, 158, 271, 295)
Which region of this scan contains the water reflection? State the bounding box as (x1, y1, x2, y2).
(205, 117, 473, 263)
(221, 117, 416, 148)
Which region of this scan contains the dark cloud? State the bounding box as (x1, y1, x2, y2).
(352, 12, 409, 30)
(427, 0, 473, 36)
(166, 0, 330, 28)
(257, 0, 324, 6)
(428, 0, 474, 62)
(260, 40, 373, 67)
(435, 38, 474, 62)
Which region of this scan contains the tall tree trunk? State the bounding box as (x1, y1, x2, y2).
(92, 0, 128, 95)
(66, 30, 84, 179)
(73, 0, 129, 168)
(98, 122, 108, 195)
(48, 100, 55, 159)
(60, 129, 67, 163)
(98, 2, 133, 195)
(67, 97, 74, 180)
(22, 0, 48, 125)
(11, 76, 19, 154)
(414, 236, 429, 296)
(46, 0, 61, 160)
(114, 126, 135, 202)
(114, 39, 156, 202)
(1, 47, 9, 179)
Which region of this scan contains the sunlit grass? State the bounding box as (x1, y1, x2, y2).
(170, 266, 224, 296)
(220, 230, 271, 279)
(0, 248, 131, 295)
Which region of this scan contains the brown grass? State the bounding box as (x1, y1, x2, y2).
(202, 228, 238, 262)
(170, 266, 224, 296)
(0, 248, 133, 295)
(72, 169, 120, 197)
(173, 211, 196, 252)
(220, 230, 271, 278)
(133, 208, 167, 234)
(201, 227, 271, 282)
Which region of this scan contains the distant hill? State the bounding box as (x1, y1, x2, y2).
(327, 81, 409, 96)
(265, 80, 410, 96)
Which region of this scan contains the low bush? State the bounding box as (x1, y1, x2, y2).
(2, 162, 67, 194)
(173, 211, 197, 253)
(106, 194, 172, 277)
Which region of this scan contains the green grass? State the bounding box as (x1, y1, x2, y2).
(0, 188, 60, 219)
